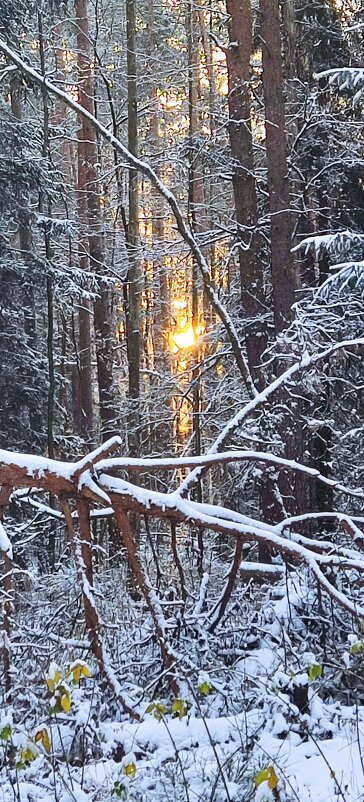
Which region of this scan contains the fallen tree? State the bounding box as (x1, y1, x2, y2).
(1, 338, 364, 710)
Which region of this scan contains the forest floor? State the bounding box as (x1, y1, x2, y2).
(0, 558, 363, 802)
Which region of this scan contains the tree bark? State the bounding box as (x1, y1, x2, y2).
(75, 0, 95, 439)
(226, 0, 267, 389)
(75, 0, 116, 441)
(260, 0, 295, 333)
(187, 0, 204, 492)
(126, 0, 142, 457)
(147, 0, 173, 454)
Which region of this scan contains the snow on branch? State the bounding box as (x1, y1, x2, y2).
(315, 67, 364, 104)
(0, 522, 12, 559)
(315, 261, 364, 300)
(0, 442, 363, 619)
(176, 336, 364, 496)
(292, 231, 364, 258)
(100, 474, 364, 619)
(97, 449, 364, 501)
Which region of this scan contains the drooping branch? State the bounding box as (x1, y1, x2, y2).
(275, 512, 364, 554)
(103, 477, 364, 619)
(1, 428, 364, 630)
(176, 337, 364, 496)
(97, 449, 364, 502)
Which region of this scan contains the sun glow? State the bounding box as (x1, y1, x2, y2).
(171, 321, 205, 353)
(172, 323, 195, 352)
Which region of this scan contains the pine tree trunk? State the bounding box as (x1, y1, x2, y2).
(147, 0, 172, 454)
(226, 0, 267, 389)
(126, 0, 142, 457)
(259, 0, 299, 548)
(75, 0, 115, 441)
(260, 0, 295, 333)
(75, 0, 95, 439)
(187, 0, 204, 494)
(9, 76, 43, 440)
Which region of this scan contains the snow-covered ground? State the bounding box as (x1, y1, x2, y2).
(1, 639, 363, 802)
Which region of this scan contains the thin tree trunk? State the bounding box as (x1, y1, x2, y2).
(0, 487, 13, 696)
(75, 0, 94, 439)
(38, 11, 55, 461)
(38, 10, 57, 567)
(9, 76, 42, 439)
(126, 0, 141, 457)
(187, 0, 204, 496)
(148, 0, 172, 454)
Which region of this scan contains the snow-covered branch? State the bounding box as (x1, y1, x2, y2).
(1, 433, 364, 618)
(176, 336, 364, 495)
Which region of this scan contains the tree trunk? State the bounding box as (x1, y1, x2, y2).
(187, 0, 204, 496)
(259, 0, 299, 549)
(0, 487, 13, 696)
(260, 0, 295, 334)
(282, 0, 296, 81)
(75, 0, 95, 439)
(75, 0, 116, 441)
(148, 0, 172, 454)
(126, 0, 142, 457)
(226, 0, 267, 389)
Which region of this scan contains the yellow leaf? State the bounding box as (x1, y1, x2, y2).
(34, 728, 51, 753)
(255, 766, 278, 790)
(330, 770, 336, 779)
(171, 698, 188, 719)
(255, 769, 269, 787)
(351, 641, 363, 654)
(72, 665, 82, 683)
(154, 703, 167, 720)
(123, 762, 137, 778)
(46, 667, 61, 693)
(69, 661, 91, 683)
(267, 766, 279, 790)
(60, 690, 71, 713)
(42, 729, 51, 753)
(308, 663, 322, 682)
(21, 745, 36, 763)
(198, 681, 212, 696)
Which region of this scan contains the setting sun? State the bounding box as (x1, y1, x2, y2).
(171, 324, 195, 352)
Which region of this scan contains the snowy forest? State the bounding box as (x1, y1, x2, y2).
(0, 0, 364, 800)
